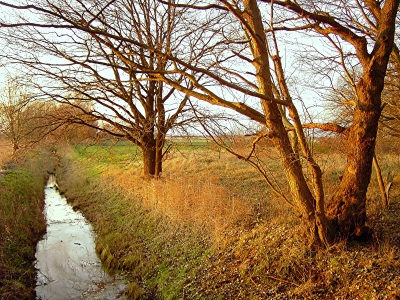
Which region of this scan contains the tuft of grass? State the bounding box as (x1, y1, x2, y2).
(125, 282, 145, 299)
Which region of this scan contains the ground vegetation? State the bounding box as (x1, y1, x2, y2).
(56, 142, 400, 299)
(0, 143, 58, 300)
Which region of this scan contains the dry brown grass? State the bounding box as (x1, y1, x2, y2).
(0, 138, 12, 167)
(104, 151, 255, 242)
(78, 146, 354, 245)
(60, 143, 400, 299)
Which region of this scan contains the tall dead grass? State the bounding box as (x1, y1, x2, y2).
(60, 143, 400, 298)
(0, 138, 12, 166)
(76, 145, 298, 243)
(104, 152, 252, 241)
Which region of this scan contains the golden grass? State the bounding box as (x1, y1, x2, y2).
(103, 151, 253, 242)
(58, 143, 400, 299)
(58, 149, 215, 298)
(0, 138, 12, 166)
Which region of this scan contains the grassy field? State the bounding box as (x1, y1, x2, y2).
(1, 137, 399, 299)
(0, 143, 58, 300)
(54, 139, 400, 299)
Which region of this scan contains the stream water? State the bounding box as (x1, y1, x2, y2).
(35, 175, 126, 300)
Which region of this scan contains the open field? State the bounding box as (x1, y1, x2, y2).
(56, 140, 400, 299)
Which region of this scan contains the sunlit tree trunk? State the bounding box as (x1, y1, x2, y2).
(142, 138, 157, 179)
(325, 0, 399, 239)
(327, 66, 391, 239)
(242, 0, 324, 248)
(141, 134, 165, 179)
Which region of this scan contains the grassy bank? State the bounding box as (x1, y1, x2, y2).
(0, 147, 58, 300)
(57, 144, 400, 299)
(58, 147, 218, 299)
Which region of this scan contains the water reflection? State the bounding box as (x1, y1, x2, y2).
(35, 175, 126, 300)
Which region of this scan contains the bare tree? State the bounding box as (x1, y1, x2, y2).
(0, 75, 104, 164)
(0, 0, 222, 178)
(0, 76, 34, 155)
(42, 99, 99, 145)
(1, 0, 399, 247)
(163, 0, 399, 246)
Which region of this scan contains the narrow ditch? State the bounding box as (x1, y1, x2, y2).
(35, 174, 126, 300)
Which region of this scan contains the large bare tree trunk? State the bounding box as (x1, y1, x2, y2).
(242, 0, 325, 248)
(326, 0, 399, 239)
(327, 96, 381, 239)
(142, 136, 165, 179)
(142, 135, 158, 179)
(143, 146, 156, 179)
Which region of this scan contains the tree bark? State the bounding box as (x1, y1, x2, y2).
(142, 136, 165, 179)
(142, 136, 158, 179)
(242, 0, 324, 248)
(326, 99, 381, 239)
(143, 146, 156, 179)
(326, 13, 397, 238)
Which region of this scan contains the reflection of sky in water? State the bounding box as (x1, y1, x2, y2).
(35, 175, 126, 300)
